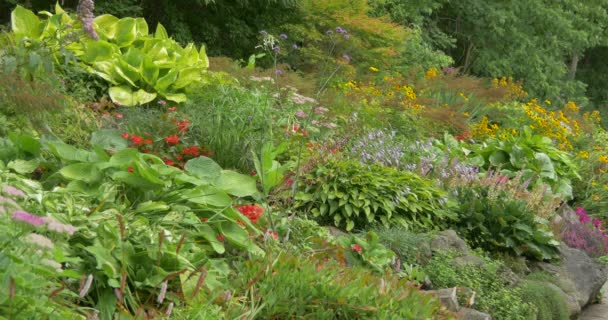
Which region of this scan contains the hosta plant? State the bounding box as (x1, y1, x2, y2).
(294, 160, 454, 231)
(10, 4, 210, 106)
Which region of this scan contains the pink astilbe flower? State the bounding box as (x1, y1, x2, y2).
(25, 233, 54, 249)
(13, 211, 45, 226)
(43, 217, 77, 236)
(77, 0, 99, 40)
(2, 185, 25, 197)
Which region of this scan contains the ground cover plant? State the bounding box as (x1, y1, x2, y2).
(2, 0, 608, 319)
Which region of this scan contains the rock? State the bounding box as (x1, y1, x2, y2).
(533, 244, 607, 309)
(453, 255, 485, 268)
(425, 287, 459, 312)
(431, 230, 469, 255)
(457, 307, 492, 320)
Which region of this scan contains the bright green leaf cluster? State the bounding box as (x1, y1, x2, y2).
(294, 160, 454, 231)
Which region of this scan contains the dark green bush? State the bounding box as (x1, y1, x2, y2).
(294, 159, 454, 231)
(453, 186, 560, 260)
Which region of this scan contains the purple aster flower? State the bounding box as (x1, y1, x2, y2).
(272, 45, 280, 52)
(275, 69, 283, 75)
(13, 211, 45, 226)
(279, 33, 288, 39)
(2, 185, 25, 197)
(325, 30, 334, 35)
(336, 26, 344, 33)
(342, 54, 351, 62)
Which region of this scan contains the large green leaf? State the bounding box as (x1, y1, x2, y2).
(134, 17, 149, 37)
(199, 44, 209, 69)
(172, 67, 202, 89)
(141, 56, 159, 85)
(94, 14, 119, 39)
(109, 86, 156, 106)
(113, 17, 137, 47)
(155, 23, 169, 39)
(163, 92, 188, 103)
(184, 157, 222, 182)
(82, 40, 116, 63)
(11, 5, 42, 39)
(182, 185, 232, 207)
(216, 171, 258, 197)
(219, 221, 249, 248)
(59, 163, 101, 183)
(155, 69, 179, 92)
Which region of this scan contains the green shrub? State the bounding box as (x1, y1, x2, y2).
(294, 159, 453, 231)
(10, 4, 211, 106)
(468, 127, 580, 200)
(424, 251, 535, 320)
(453, 186, 560, 260)
(373, 226, 431, 265)
(226, 253, 456, 319)
(519, 280, 569, 320)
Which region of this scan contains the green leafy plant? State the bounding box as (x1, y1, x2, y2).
(10, 4, 210, 106)
(226, 253, 456, 319)
(453, 186, 560, 260)
(468, 127, 580, 200)
(294, 159, 453, 231)
(336, 231, 396, 273)
(519, 280, 569, 320)
(424, 251, 535, 320)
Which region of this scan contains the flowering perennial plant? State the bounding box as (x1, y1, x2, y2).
(236, 204, 264, 224)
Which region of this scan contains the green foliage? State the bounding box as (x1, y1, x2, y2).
(294, 159, 453, 231)
(226, 253, 455, 319)
(468, 127, 579, 200)
(336, 231, 396, 273)
(9, 4, 210, 106)
(373, 226, 431, 265)
(424, 251, 535, 320)
(454, 186, 560, 260)
(371, 0, 608, 103)
(519, 280, 569, 320)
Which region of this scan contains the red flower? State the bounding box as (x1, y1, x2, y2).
(121, 133, 130, 139)
(164, 159, 175, 166)
(168, 106, 177, 112)
(265, 229, 279, 241)
(235, 204, 264, 223)
(115, 113, 123, 119)
(351, 244, 362, 254)
(177, 120, 191, 134)
(300, 129, 308, 136)
(217, 234, 225, 241)
(164, 134, 180, 145)
(130, 135, 144, 146)
(176, 155, 184, 161)
(201, 217, 208, 222)
(250, 171, 257, 176)
(127, 166, 134, 173)
(144, 139, 153, 145)
(182, 146, 200, 157)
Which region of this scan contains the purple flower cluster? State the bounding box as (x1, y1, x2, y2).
(403, 140, 479, 184)
(77, 0, 99, 40)
(11, 210, 77, 235)
(349, 129, 405, 167)
(561, 207, 608, 257)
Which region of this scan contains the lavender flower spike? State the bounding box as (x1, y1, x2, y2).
(25, 233, 54, 249)
(77, 0, 99, 40)
(157, 280, 168, 304)
(13, 211, 45, 226)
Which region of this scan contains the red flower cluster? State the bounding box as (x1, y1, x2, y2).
(164, 134, 180, 145)
(182, 146, 200, 157)
(177, 120, 191, 134)
(284, 124, 308, 137)
(351, 244, 362, 254)
(236, 204, 264, 223)
(455, 131, 472, 141)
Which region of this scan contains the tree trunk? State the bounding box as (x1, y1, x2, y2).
(568, 54, 580, 80)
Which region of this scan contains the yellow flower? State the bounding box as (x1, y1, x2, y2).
(577, 151, 590, 159)
(369, 66, 379, 72)
(425, 67, 438, 79)
(593, 195, 601, 201)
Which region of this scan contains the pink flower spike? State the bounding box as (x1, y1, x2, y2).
(12, 211, 45, 226)
(2, 185, 25, 197)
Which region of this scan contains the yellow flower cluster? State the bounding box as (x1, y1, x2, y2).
(338, 77, 420, 111)
(577, 150, 590, 159)
(470, 116, 500, 139)
(522, 99, 580, 150)
(425, 67, 438, 79)
(491, 76, 528, 100)
(583, 110, 602, 124)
